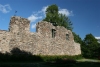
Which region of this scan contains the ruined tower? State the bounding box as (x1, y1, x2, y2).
(9, 16, 30, 34)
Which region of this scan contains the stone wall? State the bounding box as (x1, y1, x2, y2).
(0, 16, 81, 55)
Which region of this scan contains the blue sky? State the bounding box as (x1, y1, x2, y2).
(0, 0, 100, 39)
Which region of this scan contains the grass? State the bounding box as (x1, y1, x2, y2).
(0, 59, 100, 67)
(0, 48, 100, 66)
(77, 59, 100, 62)
(75, 62, 100, 67)
(75, 59, 100, 67)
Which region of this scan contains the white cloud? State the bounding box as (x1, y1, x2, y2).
(59, 9, 73, 16)
(0, 4, 12, 13)
(31, 24, 36, 29)
(95, 37, 100, 39)
(41, 6, 48, 17)
(28, 15, 42, 22)
(42, 6, 48, 14)
(27, 6, 48, 23)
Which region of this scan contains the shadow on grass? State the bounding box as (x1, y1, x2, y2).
(45, 61, 100, 67)
(0, 61, 100, 67)
(0, 48, 100, 67)
(75, 62, 100, 67)
(0, 47, 43, 62)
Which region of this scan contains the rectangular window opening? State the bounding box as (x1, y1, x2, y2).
(66, 34, 69, 40)
(52, 29, 56, 38)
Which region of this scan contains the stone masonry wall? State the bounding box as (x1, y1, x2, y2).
(0, 16, 81, 55)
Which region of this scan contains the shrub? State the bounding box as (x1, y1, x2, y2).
(40, 55, 83, 62)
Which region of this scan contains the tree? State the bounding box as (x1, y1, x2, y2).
(43, 4, 59, 25)
(43, 4, 73, 31)
(97, 45, 100, 59)
(82, 33, 99, 58)
(59, 14, 73, 30)
(84, 34, 98, 48)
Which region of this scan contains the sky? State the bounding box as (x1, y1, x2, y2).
(0, 0, 100, 39)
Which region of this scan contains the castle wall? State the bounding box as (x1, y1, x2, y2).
(0, 16, 81, 55)
(0, 30, 10, 53)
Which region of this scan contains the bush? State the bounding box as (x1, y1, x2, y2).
(40, 55, 83, 62)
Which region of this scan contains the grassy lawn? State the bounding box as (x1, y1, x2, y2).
(77, 59, 100, 62)
(0, 59, 100, 67)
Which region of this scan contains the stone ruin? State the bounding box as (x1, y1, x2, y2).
(0, 16, 81, 55)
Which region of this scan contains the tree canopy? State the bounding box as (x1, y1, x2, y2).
(82, 33, 99, 58)
(44, 4, 59, 23)
(72, 32, 83, 44)
(43, 4, 73, 31)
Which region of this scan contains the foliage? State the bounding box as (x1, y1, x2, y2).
(59, 13, 73, 30)
(43, 4, 59, 24)
(84, 34, 98, 46)
(1, 47, 100, 67)
(72, 32, 83, 44)
(43, 4, 73, 31)
(40, 55, 83, 62)
(82, 33, 99, 58)
(96, 44, 100, 59)
(72, 33, 100, 59)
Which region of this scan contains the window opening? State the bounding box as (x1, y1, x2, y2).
(66, 34, 69, 40)
(52, 29, 56, 38)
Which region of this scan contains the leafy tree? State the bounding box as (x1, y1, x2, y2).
(95, 42, 100, 59)
(82, 33, 99, 58)
(43, 4, 59, 25)
(43, 4, 73, 31)
(84, 33, 99, 48)
(59, 14, 73, 30)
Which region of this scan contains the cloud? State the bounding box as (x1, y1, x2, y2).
(28, 15, 42, 22)
(59, 9, 73, 16)
(31, 24, 36, 29)
(42, 6, 48, 12)
(27, 6, 48, 23)
(41, 6, 48, 15)
(95, 37, 100, 39)
(0, 4, 12, 13)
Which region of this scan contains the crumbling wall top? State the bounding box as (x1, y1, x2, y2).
(9, 16, 30, 33)
(11, 16, 30, 22)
